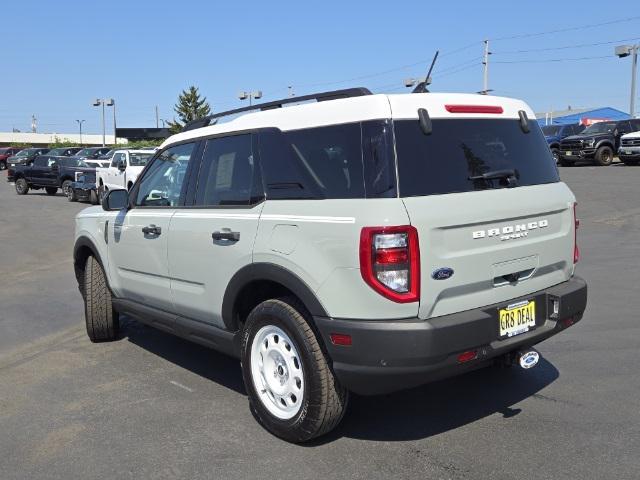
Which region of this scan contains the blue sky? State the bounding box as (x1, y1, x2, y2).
(1, 0, 639, 135)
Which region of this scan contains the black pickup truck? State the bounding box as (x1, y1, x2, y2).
(558, 119, 640, 166)
(10, 155, 95, 196)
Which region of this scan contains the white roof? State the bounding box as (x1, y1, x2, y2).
(161, 93, 536, 149)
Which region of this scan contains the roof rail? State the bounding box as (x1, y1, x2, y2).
(182, 87, 372, 132)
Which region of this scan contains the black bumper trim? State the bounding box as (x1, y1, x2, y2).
(315, 276, 587, 395)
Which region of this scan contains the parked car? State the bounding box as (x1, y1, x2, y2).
(541, 124, 585, 162)
(12, 155, 94, 196)
(618, 131, 640, 166)
(558, 119, 640, 166)
(72, 147, 113, 168)
(95, 149, 154, 196)
(6, 147, 50, 168)
(0, 147, 23, 170)
(68, 170, 99, 204)
(45, 147, 83, 157)
(74, 88, 587, 442)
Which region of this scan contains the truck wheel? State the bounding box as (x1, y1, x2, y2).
(595, 146, 614, 166)
(0, 160, 6, 170)
(241, 298, 348, 443)
(15, 178, 29, 195)
(84, 255, 119, 342)
(62, 180, 73, 197)
(550, 148, 560, 163)
(45, 187, 58, 195)
(89, 190, 99, 205)
(558, 157, 575, 167)
(67, 187, 78, 202)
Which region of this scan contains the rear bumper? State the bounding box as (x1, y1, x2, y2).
(315, 276, 587, 395)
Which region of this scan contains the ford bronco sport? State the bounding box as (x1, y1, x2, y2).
(74, 88, 587, 442)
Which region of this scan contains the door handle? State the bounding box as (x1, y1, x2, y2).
(212, 230, 240, 242)
(142, 224, 162, 236)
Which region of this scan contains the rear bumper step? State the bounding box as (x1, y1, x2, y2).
(315, 276, 587, 395)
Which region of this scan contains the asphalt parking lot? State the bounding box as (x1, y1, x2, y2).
(1, 165, 639, 480)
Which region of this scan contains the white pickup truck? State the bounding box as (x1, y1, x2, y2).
(96, 149, 154, 196)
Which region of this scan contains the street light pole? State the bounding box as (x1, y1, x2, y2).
(615, 44, 639, 118)
(238, 90, 263, 106)
(75, 119, 85, 146)
(101, 102, 106, 147)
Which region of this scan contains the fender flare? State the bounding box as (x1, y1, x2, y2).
(221, 263, 328, 331)
(595, 140, 614, 151)
(73, 236, 106, 294)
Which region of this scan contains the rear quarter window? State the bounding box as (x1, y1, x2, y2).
(394, 118, 559, 197)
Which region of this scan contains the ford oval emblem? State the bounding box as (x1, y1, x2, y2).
(432, 267, 454, 280)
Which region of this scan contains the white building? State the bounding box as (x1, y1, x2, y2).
(0, 131, 127, 147)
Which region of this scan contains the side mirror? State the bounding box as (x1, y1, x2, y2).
(102, 189, 129, 211)
(117, 161, 126, 171)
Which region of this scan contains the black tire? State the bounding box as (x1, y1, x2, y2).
(84, 255, 119, 342)
(89, 189, 99, 205)
(67, 187, 78, 202)
(45, 187, 58, 195)
(241, 298, 348, 443)
(550, 148, 560, 163)
(62, 179, 73, 197)
(594, 146, 614, 166)
(558, 156, 575, 167)
(15, 178, 29, 195)
(0, 160, 6, 170)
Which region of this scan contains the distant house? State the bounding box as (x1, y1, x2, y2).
(536, 107, 631, 126)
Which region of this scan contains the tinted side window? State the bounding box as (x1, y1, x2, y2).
(135, 143, 195, 207)
(195, 134, 262, 206)
(284, 123, 364, 199)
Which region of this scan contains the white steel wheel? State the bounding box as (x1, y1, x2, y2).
(250, 325, 304, 420)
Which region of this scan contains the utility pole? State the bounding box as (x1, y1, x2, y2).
(155, 105, 159, 128)
(31, 115, 37, 133)
(481, 40, 491, 94)
(76, 119, 85, 145)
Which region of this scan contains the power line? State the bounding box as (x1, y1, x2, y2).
(493, 55, 615, 64)
(492, 15, 640, 41)
(434, 62, 482, 78)
(493, 36, 640, 54)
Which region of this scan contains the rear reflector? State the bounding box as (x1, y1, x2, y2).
(457, 350, 478, 363)
(330, 333, 352, 346)
(445, 104, 504, 114)
(573, 202, 580, 264)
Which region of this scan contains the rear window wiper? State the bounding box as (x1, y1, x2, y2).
(468, 169, 518, 188)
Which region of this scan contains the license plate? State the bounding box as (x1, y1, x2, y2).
(623, 150, 632, 155)
(499, 300, 536, 338)
(565, 151, 573, 156)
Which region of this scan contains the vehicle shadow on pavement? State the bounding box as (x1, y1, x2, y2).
(120, 316, 246, 395)
(323, 358, 558, 443)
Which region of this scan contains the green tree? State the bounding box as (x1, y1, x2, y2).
(167, 86, 211, 134)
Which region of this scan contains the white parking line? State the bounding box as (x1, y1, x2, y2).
(169, 380, 194, 393)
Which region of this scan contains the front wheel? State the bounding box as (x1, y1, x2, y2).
(595, 146, 614, 166)
(89, 189, 99, 205)
(241, 298, 348, 443)
(0, 160, 6, 170)
(84, 255, 119, 342)
(550, 148, 560, 163)
(15, 178, 29, 195)
(62, 180, 73, 197)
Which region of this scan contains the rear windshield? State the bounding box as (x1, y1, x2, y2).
(394, 119, 559, 197)
(129, 153, 152, 166)
(541, 125, 562, 136)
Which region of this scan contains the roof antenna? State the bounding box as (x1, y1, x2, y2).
(412, 51, 439, 93)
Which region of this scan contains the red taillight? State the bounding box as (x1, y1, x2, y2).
(359, 225, 420, 303)
(573, 202, 580, 264)
(445, 104, 504, 114)
(330, 333, 352, 346)
(457, 350, 478, 363)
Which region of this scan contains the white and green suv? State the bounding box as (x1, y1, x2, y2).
(74, 88, 588, 442)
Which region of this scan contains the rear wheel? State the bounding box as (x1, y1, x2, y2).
(241, 298, 348, 443)
(84, 255, 119, 342)
(15, 178, 29, 195)
(594, 146, 614, 166)
(45, 187, 57, 195)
